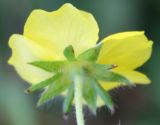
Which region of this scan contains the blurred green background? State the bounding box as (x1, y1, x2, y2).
(0, 0, 160, 125)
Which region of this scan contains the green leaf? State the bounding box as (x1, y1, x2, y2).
(63, 83, 74, 114)
(26, 73, 62, 93)
(63, 45, 76, 61)
(37, 77, 70, 106)
(29, 61, 66, 73)
(92, 80, 114, 114)
(83, 78, 97, 115)
(78, 45, 101, 62)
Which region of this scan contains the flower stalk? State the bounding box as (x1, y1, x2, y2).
(74, 75, 85, 125)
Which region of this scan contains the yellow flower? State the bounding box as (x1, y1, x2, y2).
(8, 3, 152, 90)
(8, 3, 153, 125)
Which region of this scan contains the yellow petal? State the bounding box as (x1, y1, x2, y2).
(97, 97, 105, 107)
(100, 82, 121, 91)
(100, 69, 151, 91)
(113, 68, 151, 84)
(24, 3, 99, 59)
(8, 34, 52, 84)
(97, 31, 153, 69)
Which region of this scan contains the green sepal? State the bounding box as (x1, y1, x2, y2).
(91, 64, 132, 85)
(92, 80, 114, 114)
(63, 45, 76, 61)
(26, 73, 62, 93)
(83, 77, 97, 115)
(91, 63, 116, 71)
(95, 70, 132, 85)
(37, 77, 70, 106)
(78, 45, 101, 62)
(29, 61, 66, 73)
(63, 83, 74, 114)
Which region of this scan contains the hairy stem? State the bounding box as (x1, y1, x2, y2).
(74, 75, 85, 125)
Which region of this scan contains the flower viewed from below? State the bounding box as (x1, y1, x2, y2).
(8, 3, 153, 125)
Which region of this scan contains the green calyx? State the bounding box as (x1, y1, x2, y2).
(26, 44, 133, 115)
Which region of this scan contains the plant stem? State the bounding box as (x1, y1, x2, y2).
(74, 75, 85, 125)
